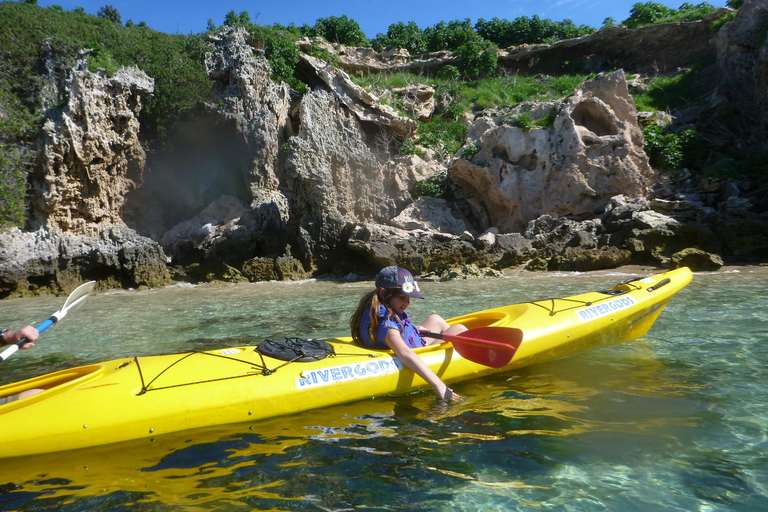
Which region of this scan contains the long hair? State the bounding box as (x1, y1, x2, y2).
(350, 287, 401, 347)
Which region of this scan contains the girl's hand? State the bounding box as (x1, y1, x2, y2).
(440, 385, 463, 402)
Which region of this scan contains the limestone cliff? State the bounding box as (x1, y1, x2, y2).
(451, 71, 652, 232)
(0, 50, 169, 296)
(3, 7, 768, 296)
(28, 64, 152, 234)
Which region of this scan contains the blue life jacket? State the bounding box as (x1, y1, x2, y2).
(359, 305, 424, 350)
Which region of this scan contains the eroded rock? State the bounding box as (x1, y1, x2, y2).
(28, 65, 153, 234)
(451, 70, 652, 233)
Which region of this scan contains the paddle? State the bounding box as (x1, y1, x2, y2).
(421, 326, 523, 368)
(0, 280, 96, 363)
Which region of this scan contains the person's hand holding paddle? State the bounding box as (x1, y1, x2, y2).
(0, 326, 39, 350)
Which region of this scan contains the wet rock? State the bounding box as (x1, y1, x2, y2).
(669, 248, 723, 271)
(550, 246, 632, 271)
(0, 226, 169, 297)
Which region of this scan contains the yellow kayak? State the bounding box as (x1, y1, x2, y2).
(0, 267, 692, 458)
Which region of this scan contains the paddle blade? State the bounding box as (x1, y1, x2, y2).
(445, 327, 523, 369)
(51, 280, 96, 324)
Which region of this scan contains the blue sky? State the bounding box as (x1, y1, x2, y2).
(35, 0, 727, 38)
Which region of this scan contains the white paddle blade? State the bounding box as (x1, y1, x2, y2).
(53, 281, 96, 321)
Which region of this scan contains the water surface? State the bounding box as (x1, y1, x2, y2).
(0, 268, 766, 511)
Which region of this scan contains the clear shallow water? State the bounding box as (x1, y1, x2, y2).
(0, 268, 767, 511)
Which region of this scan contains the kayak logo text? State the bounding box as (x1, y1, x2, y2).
(296, 358, 404, 389)
(577, 296, 636, 322)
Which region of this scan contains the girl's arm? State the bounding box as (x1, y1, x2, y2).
(384, 328, 462, 401)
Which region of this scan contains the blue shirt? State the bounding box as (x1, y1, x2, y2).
(359, 305, 425, 350)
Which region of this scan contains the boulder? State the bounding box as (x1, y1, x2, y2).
(391, 84, 436, 121)
(669, 248, 724, 271)
(161, 195, 257, 266)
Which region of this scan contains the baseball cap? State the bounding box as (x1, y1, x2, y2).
(375, 266, 425, 299)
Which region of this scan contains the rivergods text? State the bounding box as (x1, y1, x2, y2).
(296, 358, 404, 389)
(576, 296, 637, 322)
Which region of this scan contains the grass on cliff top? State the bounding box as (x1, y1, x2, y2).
(354, 71, 590, 112)
(352, 70, 590, 158)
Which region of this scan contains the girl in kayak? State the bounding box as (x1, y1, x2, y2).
(350, 266, 467, 402)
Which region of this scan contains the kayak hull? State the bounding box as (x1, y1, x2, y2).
(0, 268, 692, 458)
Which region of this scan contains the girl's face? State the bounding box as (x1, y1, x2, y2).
(386, 292, 410, 314)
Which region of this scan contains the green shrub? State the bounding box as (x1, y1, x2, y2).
(441, 103, 464, 121)
(461, 144, 480, 159)
(399, 139, 426, 157)
(436, 65, 460, 81)
(261, 30, 302, 88)
(509, 114, 533, 132)
(311, 15, 369, 46)
(371, 21, 427, 54)
(703, 151, 768, 184)
(416, 119, 467, 155)
(534, 109, 558, 128)
(0, 145, 31, 229)
(623, 2, 675, 28)
(622, 1, 718, 28)
(412, 177, 446, 199)
(631, 67, 703, 112)
(456, 37, 498, 78)
(643, 125, 701, 170)
(424, 19, 476, 52)
(97, 4, 121, 24)
(475, 15, 594, 47)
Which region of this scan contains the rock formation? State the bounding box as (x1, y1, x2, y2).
(4, 9, 768, 296)
(715, 0, 768, 131)
(28, 62, 152, 234)
(496, 9, 730, 76)
(451, 70, 653, 233)
(159, 28, 424, 278)
(294, 53, 418, 138)
(0, 49, 169, 296)
(308, 10, 730, 79)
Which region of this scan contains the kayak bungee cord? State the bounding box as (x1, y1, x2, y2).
(132, 341, 379, 395)
(524, 275, 670, 317)
(133, 351, 273, 395)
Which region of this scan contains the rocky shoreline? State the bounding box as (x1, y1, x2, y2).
(2, 3, 767, 298)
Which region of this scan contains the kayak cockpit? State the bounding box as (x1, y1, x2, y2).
(0, 364, 105, 410)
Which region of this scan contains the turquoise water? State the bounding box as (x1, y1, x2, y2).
(0, 268, 767, 511)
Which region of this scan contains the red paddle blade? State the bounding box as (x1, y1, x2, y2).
(444, 327, 523, 369)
